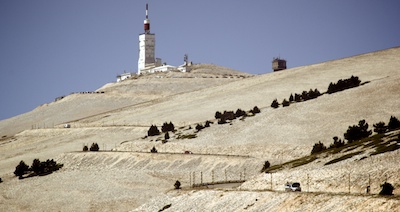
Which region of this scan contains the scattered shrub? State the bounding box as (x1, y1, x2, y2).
(164, 132, 170, 140)
(282, 99, 290, 107)
(148, 125, 161, 136)
(271, 99, 279, 108)
(311, 141, 327, 154)
(14, 160, 29, 178)
(329, 136, 345, 149)
(90, 143, 100, 151)
(196, 124, 205, 131)
(205, 120, 213, 127)
(252, 106, 260, 114)
(388, 116, 400, 131)
(235, 109, 246, 118)
(294, 93, 301, 102)
(373, 122, 387, 134)
(261, 161, 270, 173)
(215, 111, 222, 119)
(289, 94, 294, 102)
(327, 76, 361, 94)
(174, 180, 181, 189)
(379, 182, 394, 195)
(0, 178, 2, 183)
(344, 120, 372, 143)
(161, 122, 175, 133)
(15, 159, 63, 179)
(151, 146, 158, 153)
(83, 145, 89, 151)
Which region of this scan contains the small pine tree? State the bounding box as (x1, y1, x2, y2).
(148, 125, 161, 136)
(31, 159, 43, 175)
(151, 146, 157, 153)
(196, 124, 204, 131)
(0, 177, 2, 183)
(344, 120, 372, 143)
(282, 99, 290, 107)
(289, 94, 294, 102)
(14, 160, 29, 178)
(388, 116, 400, 131)
(311, 141, 327, 154)
(373, 122, 387, 134)
(215, 111, 222, 119)
(379, 182, 394, 195)
(83, 145, 89, 151)
(90, 143, 99, 151)
(252, 106, 260, 114)
(294, 93, 301, 102)
(261, 161, 271, 173)
(271, 99, 279, 108)
(164, 132, 170, 140)
(174, 180, 181, 189)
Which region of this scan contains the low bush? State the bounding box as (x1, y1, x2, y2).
(83, 145, 89, 151)
(161, 122, 175, 133)
(271, 99, 279, 108)
(148, 125, 161, 136)
(373, 122, 387, 134)
(90, 143, 99, 151)
(261, 161, 270, 173)
(14, 160, 29, 178)
(174, 180, 181, 189)
(311, 141, 326, 154)
(151, 146, 157, 153)
(379, 182, 394, 195)
(388, 116, 400, 131)
(327, 76, 361, 94)
(344, 120, 372, 143)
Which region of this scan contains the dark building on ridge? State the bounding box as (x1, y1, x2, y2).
(272, 57, 287, 72)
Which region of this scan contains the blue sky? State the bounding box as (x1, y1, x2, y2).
(0, 0, 399, 120)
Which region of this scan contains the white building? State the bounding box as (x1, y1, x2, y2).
(137, 3, 158, 75)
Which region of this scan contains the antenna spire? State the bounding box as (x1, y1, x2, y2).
(144, 3, 150, 33)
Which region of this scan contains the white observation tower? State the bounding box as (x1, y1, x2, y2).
(137, 3, 156, 74)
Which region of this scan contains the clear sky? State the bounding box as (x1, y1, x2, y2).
(0, 0, 399, 121)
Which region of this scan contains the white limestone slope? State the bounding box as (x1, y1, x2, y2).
(0, 47, 399, 211)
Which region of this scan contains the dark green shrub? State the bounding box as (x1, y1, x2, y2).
(151, 146, 157, 153)
(195, 124, 204, 131)
(388, 116, 400, 131)
(327, 76, 361, 94)
(329, 136, 345, 149)
(148, 125, 161, 136)
(251, 106, 260, 114)
(174, 180, 181, 189)
(215, 111, 222, 119)
(31, 159, 43, 175)
(344, 120, 372, 143)
(311, 141, 327, 154)
(164, 132, 170, 140)
(282, 99, 290, 107)
(14, 160, 29, 178)
(161, 122, 175, 133)
(379, 182, 394, 195)
(90, 143, 99, 151)
(301, 91, 309, 101)
(261, 161, 270, 173)
(271, 99, 279, 108)
(373, 122, 387, 134)
(83, 145, 88, 151)
(0, 178, 2, 183)
(235, 109, 246, 118)
(205, 120, 212, 127)
(294, 93, 301, 102)
(289, 94, 294, 102)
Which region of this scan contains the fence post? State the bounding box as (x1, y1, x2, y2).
(225, 169, 227, 182)
(348, 173, 351, 194)
(201, 171, 203, 185)
(193, 172, 196, 187)
(307, 173, 310, 192)
(270, 173, 273, 190)
(212, 170, 214, 184)
(190, 172, 192, 188)
(244, 168, 246, 180)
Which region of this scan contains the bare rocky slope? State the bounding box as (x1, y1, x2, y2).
(0, 48, 399, 211)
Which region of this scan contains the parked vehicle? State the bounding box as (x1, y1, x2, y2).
(285, 182, 301, 192)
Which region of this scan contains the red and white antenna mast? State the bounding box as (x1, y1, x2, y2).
(144, 3, 150, 34)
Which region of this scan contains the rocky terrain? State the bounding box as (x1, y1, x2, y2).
(0, 48, 399, 211)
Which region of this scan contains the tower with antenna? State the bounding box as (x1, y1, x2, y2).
(138, 3, 156, 74)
